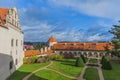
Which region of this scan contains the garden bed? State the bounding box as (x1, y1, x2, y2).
(7, 62, 49, 80)
(48, 59, 84, 77)
(89, 58, 98, 64)
(83, 68, 100, 80)
(102, 60, 120, 80)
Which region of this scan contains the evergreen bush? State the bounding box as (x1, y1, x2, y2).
(81, 55, 86, 63)
(101, 57, 112, 70)
(75, 56, 84, 67)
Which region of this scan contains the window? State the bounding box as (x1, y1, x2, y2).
(21, 40, 23, 46)
(9, 61, 13, 70)
(11, 39, 14, 47)
(15, 59, 18, 65)
(16, 39, 18, 46)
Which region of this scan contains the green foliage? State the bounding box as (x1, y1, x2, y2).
(75, 56, 84, 67)
(101, 57, 112, 70)
(48, 59, 83, 77)
(109, 22, 120, 57)
(34, 44, 43, 50)
(49, 53, 64, 60)
(80, 54, 86, 63)
(7, 63, 49, 80)
(101, 56, 105, 64)
(23, 57, 27, 64)
(84, 68, 100, 80)
(31, 55, 38, 63)
(103, 60, 120, 80)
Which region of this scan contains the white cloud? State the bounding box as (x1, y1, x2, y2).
(87, 33, 112, 41)
(49, 0, 120, 19)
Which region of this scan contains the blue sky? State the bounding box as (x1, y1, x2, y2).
(0, 0, 120, 42)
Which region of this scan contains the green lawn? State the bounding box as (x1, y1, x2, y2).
(89, 58, 98, 63)
(7, 62, 49, 80)
(48, 59, 83, 77)
(83, 68, 100, 80)
(103, 60, 120, 80)
(28, 69, 72, 80)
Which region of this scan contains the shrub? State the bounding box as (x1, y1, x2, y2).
(26, 58, 32, 64)
(101, 56, 105, 64)
(31, 55, 38, 63)
(81, 55, 86, 63)
(37, 58, 43, 63)
(75, 56, 84, 67)
(23, 57, 27, 64)
(49, 53, 64, 60)
(101, 57, 112, 70)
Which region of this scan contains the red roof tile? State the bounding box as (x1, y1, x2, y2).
(48, 36, 57, 42)
(52, 42, 114, 51)
(0, 8, 9, 27)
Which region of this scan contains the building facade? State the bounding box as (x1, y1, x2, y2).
(48, 36, 113, 59)
(0, 7, 24, 80)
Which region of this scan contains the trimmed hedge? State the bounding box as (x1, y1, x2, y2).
(101, 56, 112, 70)
(100, 56, 105, 64)
(81, 54, 86, 63)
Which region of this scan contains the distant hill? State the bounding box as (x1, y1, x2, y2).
(24, 42, 47, 46)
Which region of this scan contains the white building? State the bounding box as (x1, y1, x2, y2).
(0, 7, 24, 80)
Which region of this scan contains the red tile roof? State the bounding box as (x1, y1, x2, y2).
(0, 8, 9, 27)
(52, 42, 113, 51)
(48, 36, 57, 42)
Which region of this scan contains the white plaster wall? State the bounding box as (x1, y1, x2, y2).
(0, 7, 24, 80)
(49, 42, 57, 47)
(0, 25, 24, 80)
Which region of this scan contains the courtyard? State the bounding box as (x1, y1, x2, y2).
(7, 58, 120, 80)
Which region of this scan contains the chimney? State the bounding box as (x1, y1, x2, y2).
(73, 42, 76, 46)
(84, 42, 86, 46)
(64, 43, 67, 45)
(44, 47, 47, 52)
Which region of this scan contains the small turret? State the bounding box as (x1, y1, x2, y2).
(48, 36, 57, 48)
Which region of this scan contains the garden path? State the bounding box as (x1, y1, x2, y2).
(22, 61, 77, 80)
(77, 57, 104, 80)
(22, 61, 53, 80)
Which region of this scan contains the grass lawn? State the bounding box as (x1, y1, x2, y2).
(7, 62, 49, 80)
(89, 58, 98, 63)
(102, 60, 120, 80)
(48, 59, 84, 77)
(83, 68, 100, 80)
(28, 69, 72, 80)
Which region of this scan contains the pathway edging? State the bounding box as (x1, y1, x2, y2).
(78, 57, 104, 80)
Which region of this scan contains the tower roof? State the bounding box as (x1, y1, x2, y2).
(48, 36, 57, 42)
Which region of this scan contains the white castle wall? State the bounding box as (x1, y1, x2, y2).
(0, 7, 24, 80)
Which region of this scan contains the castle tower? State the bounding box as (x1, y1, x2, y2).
(48, 36, 57, 48)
